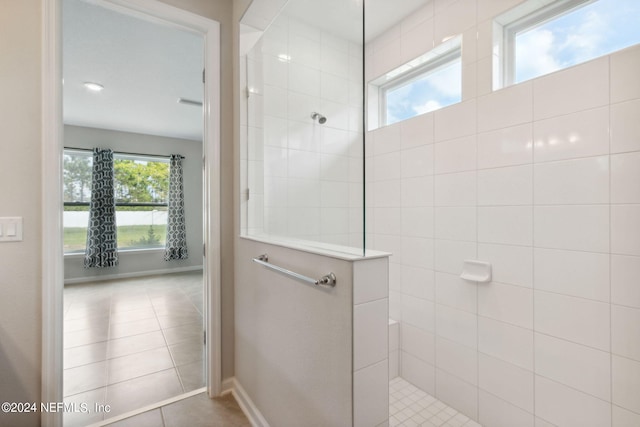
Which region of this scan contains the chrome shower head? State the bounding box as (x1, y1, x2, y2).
(311, 112, 327, 124)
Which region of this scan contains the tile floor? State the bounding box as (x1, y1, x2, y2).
(103, 392, 250, 427)
(389, 378, 482, 427)
(63, 271, 205, 427)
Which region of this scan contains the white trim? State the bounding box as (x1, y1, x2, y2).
(42, 0, 64, 426)
(497, 0, 593, 88)
(230, 379, 272, 427)
(85, 387, 206, 427)
(240, 235, 390, 261)
(64, 247, 167, 258)
(221, 377, 235, 395)
(42, 1, 222, 425)
(63, 265, 203, 285)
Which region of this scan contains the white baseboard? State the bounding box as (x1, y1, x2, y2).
(221, 377, 235, 395)
(226, 378, 271, 427)
(64, 265, 203, 285)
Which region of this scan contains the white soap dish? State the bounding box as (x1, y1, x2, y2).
(460, 259, 492, 283)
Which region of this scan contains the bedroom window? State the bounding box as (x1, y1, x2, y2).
(63, 149, 170, 253)
(496, 0, 640, 87)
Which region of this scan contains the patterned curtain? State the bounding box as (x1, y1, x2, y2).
(84, 148, 118, 268)
(164, 154, 188, 260)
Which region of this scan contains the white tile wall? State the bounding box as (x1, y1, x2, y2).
(478, 353, 534, 412)
(479, 390, 534, 427)
(402, 351, 436, 395)
(401, 264, 434, 300)
(534, 248, 609, 302)
(534, 205, 609, 253)
(610, 44, 640, 104)
(612, 152, 640, 203)
(365, 3, 640, 425)
(611, 255, 640, 309)
(613, 405, 640, 427)
(353, 256, 389, 427)
(478, 316, 533, 370)
(477, 123, 533, 169)
(477, 165, 532, 206)
(402, 322, 435, 365)
(533, 156, 609, 205)
(532, 57, 609, 120)
(354, 359, 389, 427)
(612, 355, 640, 414)
(477, 243, 532, 288)
(534, 291, 610, 351)
(436, 336, 478, 385)
(533, 106, 609, 163)
(477, 82, 533, 132)
(612, 305, 640, 362)
(535, 333, 611, 401)
(478, 281, 533, 329)
(478, 206, 532, 246)
(611, 99, 640, 154)
(354, 299, 389, 370)
(435, 368, 478, 420)
(243, 14, 363, 245)
(389, 319, 399, 379)
(535, 375, 611, 427)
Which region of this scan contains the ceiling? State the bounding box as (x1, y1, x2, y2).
(63, 0, 204, 141)
(63, 0, 426, 142)
(272, 0, 428, 43)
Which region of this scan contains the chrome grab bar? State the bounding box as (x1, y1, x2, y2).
(252, 254, 337, 288)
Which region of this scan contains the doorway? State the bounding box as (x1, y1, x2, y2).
(41, 1, 221, 426)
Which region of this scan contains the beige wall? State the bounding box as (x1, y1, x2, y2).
(63, 125, 204, 283)
(0, 1, 43, 426)
(0, 0, 234, 425)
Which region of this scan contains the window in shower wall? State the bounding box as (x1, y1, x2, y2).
(368, 36, 462, 129)
(496, 0, 640, 88)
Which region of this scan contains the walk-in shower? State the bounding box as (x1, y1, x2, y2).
(240, 0, 640, 425)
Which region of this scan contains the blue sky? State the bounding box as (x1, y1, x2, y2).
(385, 0, 640, 125)
(515, 0, 640, 82)
(386, 59, 462, 125)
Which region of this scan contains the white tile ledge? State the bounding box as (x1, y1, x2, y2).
(241, 235, 391, 261)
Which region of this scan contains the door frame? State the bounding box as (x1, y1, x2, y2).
(41, 1, 221, 425)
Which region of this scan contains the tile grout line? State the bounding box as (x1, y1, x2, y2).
(608, 55, 614, 427)
(531, 73, 537, 423)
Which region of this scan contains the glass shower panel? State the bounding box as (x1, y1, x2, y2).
(242, 0, 364, 253)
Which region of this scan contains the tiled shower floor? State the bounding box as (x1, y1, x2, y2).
(389, 378, 482, 427)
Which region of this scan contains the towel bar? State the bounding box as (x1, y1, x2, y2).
(252, 254, 337, 288)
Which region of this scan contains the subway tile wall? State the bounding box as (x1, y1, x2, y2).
(242, 13, 364, 246)
(365, 0, 640, 425)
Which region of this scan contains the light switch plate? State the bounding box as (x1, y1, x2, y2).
(0, 217, 23, 242)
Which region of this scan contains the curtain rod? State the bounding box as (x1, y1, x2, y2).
(64, 147, 185, 159)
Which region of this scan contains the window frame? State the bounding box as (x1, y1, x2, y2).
(62, 149, 171, 254)
(497, 0, 597, 88)
(367, 36, 462, 130)
(379, 49, 462, 126)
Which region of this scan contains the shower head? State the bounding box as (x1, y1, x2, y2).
(310, 112, 327, 124)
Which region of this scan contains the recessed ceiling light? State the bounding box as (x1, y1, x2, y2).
(84, 82, 104, 92)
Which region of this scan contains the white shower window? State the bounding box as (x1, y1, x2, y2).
(497, 0, 640, 87)
(368, 36, 462, 129)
